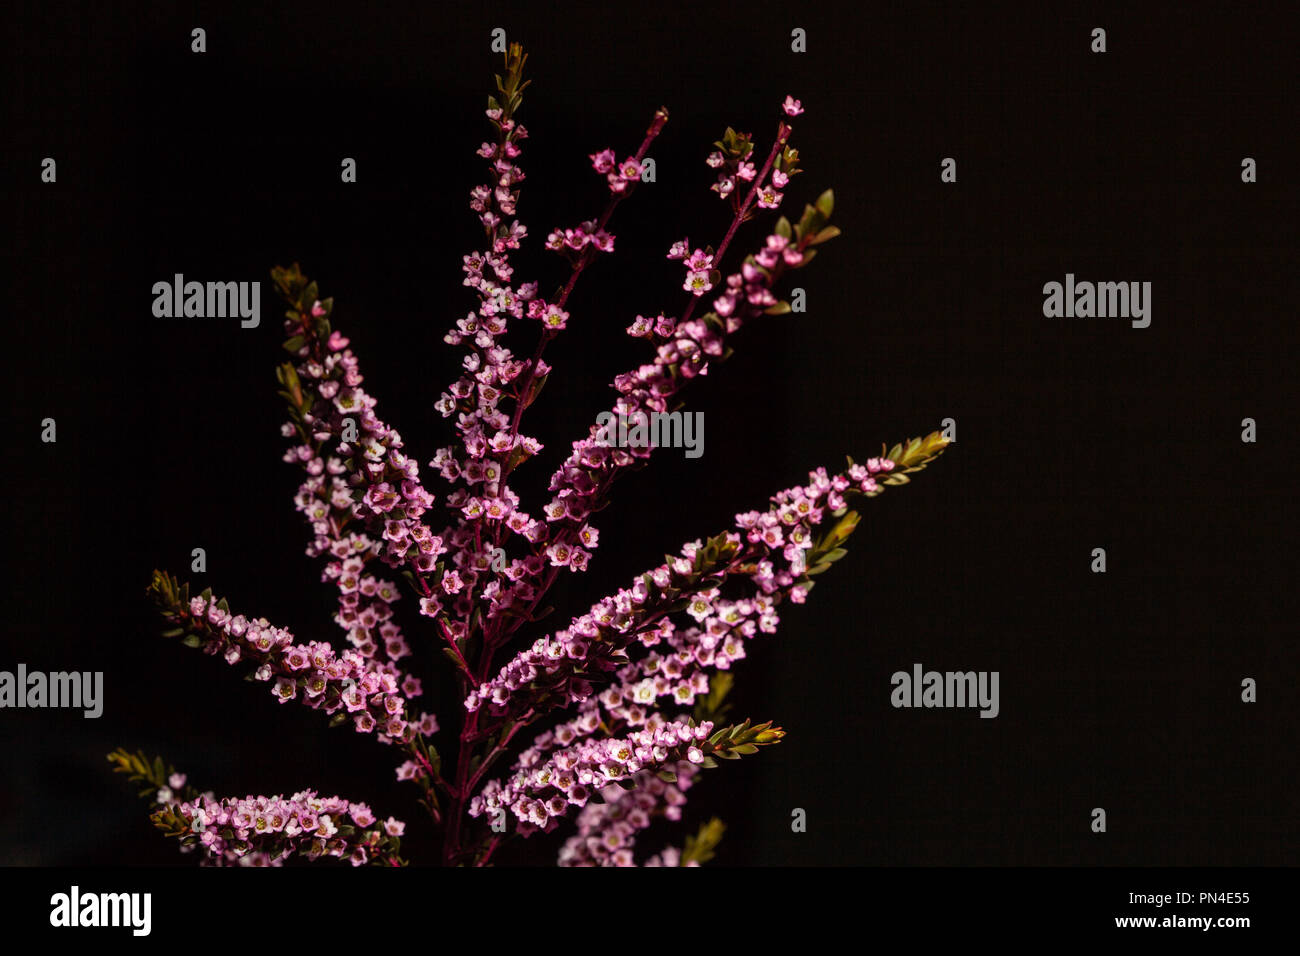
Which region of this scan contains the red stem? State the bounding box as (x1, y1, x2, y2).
(678, 120, 789, 328)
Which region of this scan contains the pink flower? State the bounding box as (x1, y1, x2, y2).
(684, 271, 714, 296)
(542, 304, 569, 330)
(782, 95, 804, 116)
(684, 249, 713, 271)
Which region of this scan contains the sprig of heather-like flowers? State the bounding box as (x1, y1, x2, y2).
(466, 452, 926, 721)
(469, 717, 783, 832)
(121, 42, 950, 868)
(156, 790, 405, 867)
(111, 748, 405, 866)
(272, 277, 449, 618)
(430, 57, 669, 652)
(146, 571, 435, 743)
(474, 118, 830, 668)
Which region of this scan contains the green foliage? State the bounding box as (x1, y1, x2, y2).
(775, 144, 802, 179)
(793, 189, 836, 246)
(681, 817, 727, 865)
(490, 42, 531, 119)
(874, 429, 953, 490)
(107, 748, 169, 791)
(706, 718, 785, 760)
(149, 805, 192, 839)
(107, 748, 197, 803)
(713, 126, 755, 162)
(796, 429, 952, 590)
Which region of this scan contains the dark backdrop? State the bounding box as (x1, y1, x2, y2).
(4, 1, 1296, 866)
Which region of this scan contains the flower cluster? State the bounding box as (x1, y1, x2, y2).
(590, 147, 646, 194)
(283, 310, 439, 575)
(465, 458, 896, 720)
(469, 717, 714, 831)
(425, 101, 669, 643)
(557, 764, 700, 866)
(163, 789, 404, 867)
(545, 219, 616, 259)
(667, 243, 717, 296)
(148, 573, 433, 744)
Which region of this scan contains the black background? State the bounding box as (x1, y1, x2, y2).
(4, 0, 1297, 869)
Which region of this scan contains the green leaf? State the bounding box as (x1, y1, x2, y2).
(299, 281, 319, 310)
(821, 510, 861, 550)
(681, 817, 726, 865)
(815, 189, 834, 217)
(811, 225, 841, 245)
(764, 301, 792, 316)
(522, 370, 549, 409)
